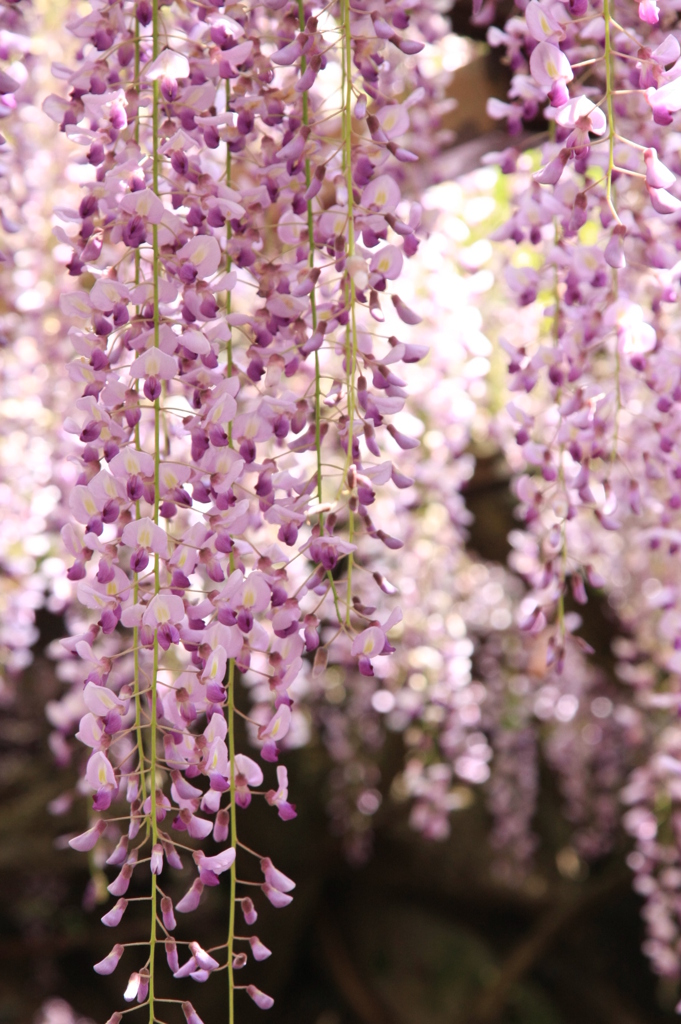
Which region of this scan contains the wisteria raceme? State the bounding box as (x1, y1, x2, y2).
(0, 0, 80, 712)
(485, 0, 681, 983)
(44, 0, 449, 1018)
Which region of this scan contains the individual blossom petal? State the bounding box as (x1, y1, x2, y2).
(110, 447, 154, 479)
(177, 235, 222, 278)
(647, 184, 681, 214)
(644, 148, 675, 189)
(83, 681, 126, 718)
(150, 843, 164, 875)
(189, 942, 220, 972)
(120, 189, 165, 224)
(271, 37, 304, 65)
(375, 104, 410, 139)
(123, 972, 141, 1003)
(145, 48, 190, 83)
(176, 878, 204, 913)
(370, 244, 403, 280)
(525, 0, 565, 42)
(361, 174, 401, 213)
(266, 765, 297, 820)
(246, 985, 275, 1010)
(639, 0, 659, 23)
(94, 944, 124, 975)
(534, 148, 569, 185)
(529, 41, 573, 105)
(107, 863, 133, 897)
(555, 95, 607, 135)
(68, 819, 106, 851)
(76, 712, 105, 750)
(101, 898, 128, 927)
(129, 347, 179, 381)
(391, 295, 421, 324)
(161, 896, 177, 931)
(194, 847, 236, 877)
(262, 883, 293, 908)
(351, 625, 385, 660)
(143, 592, 185, 629)
(258, 704, 292, 761)
(260, 857, 295, 893)
(121, 517, 169, 558)
(86, 750, 116, 790)
(182, 1002, 205, 1024)
(249, 936, 272, 961)
(241, 897, 258, 925)
(604, 225, 627, 268)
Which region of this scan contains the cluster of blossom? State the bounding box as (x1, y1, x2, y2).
(0, 0, 80, 706)
(15, 0, 681, 1006)
(37, 0, 454, 1018)
(288, 171, 632, 890)
(483, 0, 681, 982)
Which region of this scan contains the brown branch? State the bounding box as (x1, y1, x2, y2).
(472, 870, 630, 1023)
(315, 904, 399, 1024)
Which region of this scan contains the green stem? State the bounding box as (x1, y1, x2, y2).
(148, 0, 161, 1017)
(341, 0, 357, 626)
(227, 656, 237, 1024)
(297, 0, 323, 512)
(603, 0, 619, 224)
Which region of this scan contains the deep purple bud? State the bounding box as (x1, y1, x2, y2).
(160, 76, 178, 102)
(144, 376, 162, 402)
(241, 897, 258, 925)
(214, 808, 230, 843)
(136, 0, 152, 22)
(87, 142, 105, 166)
(102, 500, 119, 524)
(122, 215, 146, 247)
(130, 547, 149, 573)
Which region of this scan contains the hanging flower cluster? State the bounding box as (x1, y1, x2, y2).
(44, 0, 449, 1017)
(485, 0, 681, 985)
(0, 0, 78, 706)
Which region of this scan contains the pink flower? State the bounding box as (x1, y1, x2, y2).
(194, 846, 236, 878)
(351, 608, 402, 675)
(375, 104, 410, 139)
(554, 96, 606, 149)
(644, 148, 675, 189)
(176, 879, 204, 913)
(265, 765, 297, 820)
(101, 898, 128, 927)
(361, 174, 401, 213)
(93, 944, 124, 976)
(257, 705, 292, 761)
(68, 819, 106, 852)
(529, 41, 573, 106)
(120, 189, 165, 223)
(176, 234, 222, 278)
(639, 0, 660, 23)
(370, 244, 403, 281)
(231, 754, 264, 808)
(121, 516, 169, 572)
(129, 347, 179, 381)
(246, 986, 275, 1010)
(86, 751, 117, 810)
(145, 48, 190, 85)
(647, 184, 681, 214)
(525, 0, 565, 42)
